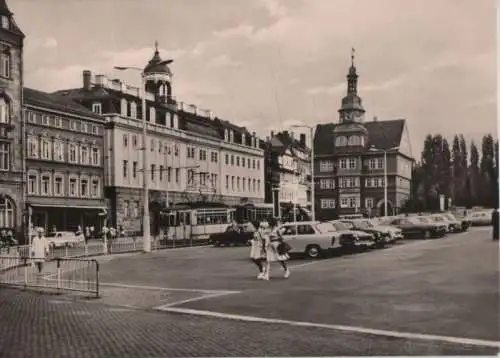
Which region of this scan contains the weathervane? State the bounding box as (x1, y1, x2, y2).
(351, 47, 355, 66)
(154, 40, 159, 52)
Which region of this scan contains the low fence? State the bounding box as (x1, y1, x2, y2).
(0, 256, 99, 298)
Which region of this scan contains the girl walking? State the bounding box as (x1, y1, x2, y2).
(263, 218, 290, 280)
(249, 221, 266, 279)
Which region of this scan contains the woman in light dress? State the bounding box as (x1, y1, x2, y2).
(249, 221, 267, 279)
(262, 218, 290, 280)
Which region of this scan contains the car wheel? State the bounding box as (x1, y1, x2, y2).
(213, 241, 221, 247)
(305, 245, 321, 259)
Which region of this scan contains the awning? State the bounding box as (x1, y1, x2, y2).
(29, 204, 107, 210)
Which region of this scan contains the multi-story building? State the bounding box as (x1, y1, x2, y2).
(314, 53, 413, 220)
(264, 130, 311, 220)
(0, 0, 24, 239)
(55, 46, 265, 231)
(24, 88, 106, 231)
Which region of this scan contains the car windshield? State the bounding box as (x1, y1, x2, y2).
(444, 213, 457, 221)
(352, 220, 372, 229)
(431, 216, 445, 222)
(316, 222, 335, 234)
(415, 217, 430, 223)
(332, 221, 350, 231)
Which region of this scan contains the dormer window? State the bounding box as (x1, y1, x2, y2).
(1, 16, 9, 30)
(335, 136, 347, 146)
(229, 130, 234, 143)
(241, 133, 246, 145)
(130, 102, 137, 119)
(92, 102, 102, 114)
(348, 135, 361, 146)
(224, 129, 228, 141)
(172, 113, 178, 129)
(149, 107, 156, 123)
(120, 98, 127, 117)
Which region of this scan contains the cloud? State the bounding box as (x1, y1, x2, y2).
(207, 54, 241, 68)
(41, 37, 58, 48)
(258, 0, 289, 18)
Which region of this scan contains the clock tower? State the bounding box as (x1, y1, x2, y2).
(338, 48, 365, 124)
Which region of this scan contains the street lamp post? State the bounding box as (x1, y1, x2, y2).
(291, 124, 315, 221)
(369, 145, 399, 217)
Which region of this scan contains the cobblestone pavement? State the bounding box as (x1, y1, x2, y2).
(0, 288, 496, 357)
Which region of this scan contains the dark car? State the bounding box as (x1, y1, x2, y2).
(208, 224, 255, 247)
(388, 216, 447, 239)
(340, 219, 391, 247)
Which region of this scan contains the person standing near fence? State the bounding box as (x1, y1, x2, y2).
(31, 227, 49, 274)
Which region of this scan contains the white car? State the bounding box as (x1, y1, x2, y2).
(466, 211, 492, 226)
(348, 218, 404, 242)
(46, 231, 83, 248)
(328, 221, 377, 249)
(277, 221, 339, 259)
(429, 214, 462, 233)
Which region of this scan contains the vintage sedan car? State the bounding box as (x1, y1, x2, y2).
(208, 224, 255, 247)
(46, 231, 83, 248)
(277, 221, 340, 259)
(466, 211, 492, 226)
(429, 214, 462, 233)
(328, 220, 377, 250)
(342, 218, 403, 245)
(386, 216, 447, 239)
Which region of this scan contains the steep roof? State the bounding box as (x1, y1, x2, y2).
(24, 87, 103, 120)
(314, 119, 406, 156)
(271, 130, 309, 155)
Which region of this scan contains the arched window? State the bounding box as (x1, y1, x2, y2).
(335, 136, 347, 146)
(0, 196, 14, 228)
(348, 136, 360, 146)
(0, 97, 9, 124)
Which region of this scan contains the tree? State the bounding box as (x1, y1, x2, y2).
(469, 141, 480, 207)
(451, 135, 465, 206)
(479, 134, 495, 207)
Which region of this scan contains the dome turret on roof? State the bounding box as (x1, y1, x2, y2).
(143, 41, 173, 75)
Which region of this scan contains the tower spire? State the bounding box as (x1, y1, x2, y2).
(154, 40, 159, 54)
(351, 47, 355, 67)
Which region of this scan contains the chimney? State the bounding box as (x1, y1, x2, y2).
(83, 70, 92, 91)
(300, 133, 306, 147)
(373, 115, 378, 122)
(270, 130, 274, 137)
(290, 131, 295, 140)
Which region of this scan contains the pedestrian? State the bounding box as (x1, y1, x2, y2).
(492, 208, 499, 241)
(31, 227, 49, 274)
(262, 217, 290, 280)
(249, 220, 266, 279)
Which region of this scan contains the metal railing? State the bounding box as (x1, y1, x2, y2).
(0, 256, 99, 298)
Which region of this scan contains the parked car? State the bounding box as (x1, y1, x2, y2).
(466, 211, 492, 226)
(46, 231, 83, 248)
(328, 220, 377, 250)
(340, 219, 388, 247)
(441, 212, 470, 232)
(277, 221, 340, 259)
(208, 223, 255, 247)
(386, 216, 447, 239)
(342, 218, 403, 244)
(429, 214, 462, 233)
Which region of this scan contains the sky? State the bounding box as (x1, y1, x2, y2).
(9, 0, 497, 159)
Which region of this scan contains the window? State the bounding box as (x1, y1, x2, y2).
(257, 180, 261, 192)
(174, 144, 179, 156)
(0, 142, 7, 170)
(230, 155, 234, 166)
(320, 179, 335, 189)
(149, 107, 156, 122)
(158, 142, 162, 153)
(91, 147, 100, 166)
(236, 156, 240, 167)
(0, 197, 13, 228)
(335, 136, 347, 146)
(242, 157, 245, 167)
(54, 141, 64, 161)
(123, 134, 128, 147)
(242, 177, 246, 191)
(199, 149, 207, 161)
(151, 164, 155, 180)
(91, 179, 100, 198)
(365, 197, 374, 209)
(133, 162, 138, 179)
(80, 146, 89, 164)
(80, 177, 89, 197)
(348, 136, 361, 146)
(123, 201, 130, 217)
(340, 197, 349, 208)
(339, 177, 359, 188)
(0, 48, 10, 78)
(28, 173, 38, 194)
(252, 159, 256, 169)
(225, 154, 229, 165)
(175, 168, 179, 183)
(211, 152, 218, 163)
(367, 159, 376, 170)
(69, 177, 78, 197)
(27, 111, 36, 123)
(237, 177, 240, 190)
(229, 130, 234, 142)
(123, 160, 128, 178)
(348, 158, 356, 169)
(54, 175, 63, 196)
(41, 174, 51, 195)
(70, 120, 77, 130)
(320, 199, 336, 209)
(159, 165, 164, 181)
(92, 103, 102, 114)
(224, 129, 228, 141)
(81, 122, 88, 133)
(252, 179, 256, 192)
(69, 143, 77, 163)
(225, 175, 229, 189)
(1, 16, 9, 30)
(319, 160, 334, 172)
(339, 159, 347, 169)
(150, 139, 155, 152)
(0, 98, 9, 124)
(231, 176, 235, 190)
(377, 158, 384, 169)
(92, 125, 98, 135)
(132, 135, 138, 148)
(41, 139, 51, 160)
(187, 147, 195, 158)
(28, 136, 38, 158)
(257, 160, 260, 170)
(131, 102, 137, 118)
(187, 169, 194, 184)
